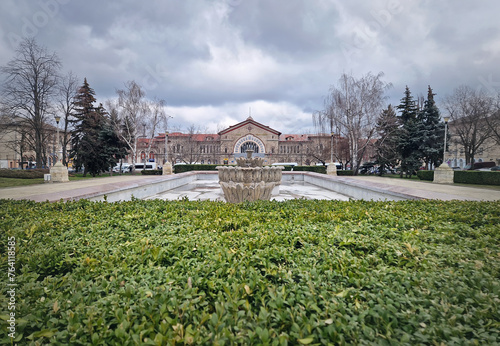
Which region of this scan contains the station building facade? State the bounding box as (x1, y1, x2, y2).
(135, 116, 358, 167)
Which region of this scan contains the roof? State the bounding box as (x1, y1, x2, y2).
(162, 132, 220, 141)
(218, 116, 281, 136)
(279, 134, 311, 142)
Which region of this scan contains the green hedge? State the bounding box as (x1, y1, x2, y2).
(454, 171, 500, 185)
(417, 170, 434, 181)
(337, 170, 354, 176)
(1, 199, 499, 344)
(140, 169, 163, 175)
(0, 168, 49, 179)
(174, 165, 335, 175)
(173, 164, 220, 174)
(282, 166, 326, 173)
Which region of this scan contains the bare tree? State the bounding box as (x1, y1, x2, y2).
(443, 85, 494, 166)
(142, 98, 167, 164)
(183, 124, 204, 164)
(314, 72, 390, 174)
(486, 93, 500, 147)
(56, 71, 79, 166)
(114, 81, 147, 171)
(114, 81, 167, 171)
(0, 38, 61, 168)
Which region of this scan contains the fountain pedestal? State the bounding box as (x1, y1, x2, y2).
(217, 150, 283, 203)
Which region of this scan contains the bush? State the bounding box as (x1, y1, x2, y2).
(337, 170, 354, 176)
(282, 165, 326, 173)
(140, 169, 163, 175)
(1, 199, 499, 344)
(454, 170, 500, 185)
(173, 164, 220, 173)
(0, 168, 49, 179)
(417, 170, 434, 181)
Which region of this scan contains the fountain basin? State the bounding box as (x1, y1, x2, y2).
(217, 166, 283, 203)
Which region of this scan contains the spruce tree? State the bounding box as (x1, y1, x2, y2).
(70, 79, 110, 176)
(418, 86, 445, 169)
(397, 86, 421, 177)
(98, 105, 128, 173)
(374, 105, 400, 175)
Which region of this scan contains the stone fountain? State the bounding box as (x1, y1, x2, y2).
(217, 150, 283, 203)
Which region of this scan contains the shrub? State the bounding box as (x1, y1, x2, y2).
(417, 170, 434, 181)
(282, 165, 326, 173)
(140, 169, 163, 175)
(0, 199, 499, 344)
(0, 168, 49, 179)
(173, 164, 220, 173)
(337, 170, 354, 176)
(454, 170, 500, 185)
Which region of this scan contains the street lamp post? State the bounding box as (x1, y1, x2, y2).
(330, 132, 334, 163)
(433, 116, 453, 184)
(164, 131, 169, 164)
(55, 115, 61, 165)
(443, 116, 450, 164)
(162, 131, 173, 175)
(49, 115, 69, 182)
(327, 132, 337, 176)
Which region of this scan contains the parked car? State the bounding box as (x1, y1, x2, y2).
(112, 163, 132, 173)
(134, 162, 157, 171)
(490, 166, 500, 171)
(464, 161, 496, 170)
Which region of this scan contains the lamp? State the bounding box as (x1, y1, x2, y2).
(165, 131, 169, 164)
(330, 132, 334, 163)
(54, 115, 61, 164)
(443, 116, 450, 163)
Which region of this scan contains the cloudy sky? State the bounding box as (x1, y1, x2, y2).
(1, 0, 499, 134)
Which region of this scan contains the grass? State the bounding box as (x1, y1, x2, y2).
(0, 177, 45, 188)
(0, 173, 136, 188)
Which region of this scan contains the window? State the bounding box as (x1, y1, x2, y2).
(241, 141, 259, 153)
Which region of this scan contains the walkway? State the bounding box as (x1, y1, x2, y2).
(0, 174, 499, 202)
(348, 176, 500, 201)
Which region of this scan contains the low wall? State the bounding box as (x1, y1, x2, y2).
(283, 172, 419, 201)
(87, 171, 417, 202)
(88, 172, 200, 202)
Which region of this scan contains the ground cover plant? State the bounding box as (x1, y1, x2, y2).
(0, 199, 499, 345)
(0, 177, 45, 188)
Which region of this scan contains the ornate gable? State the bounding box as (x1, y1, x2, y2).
(218, 116, 281, 136)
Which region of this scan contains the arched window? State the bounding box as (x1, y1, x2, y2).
(240, 141, 259, 153)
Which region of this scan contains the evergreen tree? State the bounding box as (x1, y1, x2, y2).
(98, 105, 128, 173)
(397, 86, 421, 177)
(374, 105, 400, 175)
(70, 79, 118, 176)
(418, 86, 445, 169)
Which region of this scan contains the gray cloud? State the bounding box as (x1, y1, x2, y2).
(1, 0, 499, 132)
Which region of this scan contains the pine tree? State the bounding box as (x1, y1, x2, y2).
(70, 79, 110, 176)
(374, 105, 400, 175)
(418, 86, 445, 169)
(397, 86, 421, 177)
(98, 105, 128, 173)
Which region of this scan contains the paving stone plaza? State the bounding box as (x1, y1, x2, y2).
(1, 173, 499, 202)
